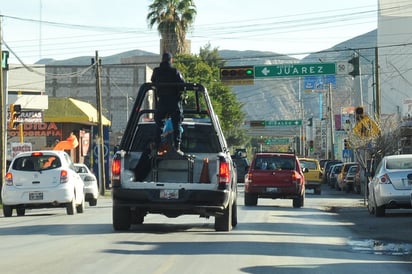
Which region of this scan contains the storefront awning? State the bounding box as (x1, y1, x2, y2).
(44, 97, 111, 126)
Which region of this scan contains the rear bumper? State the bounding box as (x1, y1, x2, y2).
(1, 185, 73, 206)
(112, 187, 233, 216)
(245, 185, 304, 199)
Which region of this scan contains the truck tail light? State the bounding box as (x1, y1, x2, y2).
(5, 172, 13, 186)
(218, 160, 230, 189)
(111, 157, 121, 187)
(60, 170, 69, 184)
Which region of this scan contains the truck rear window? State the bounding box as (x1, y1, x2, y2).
(130, 123, 221, 153)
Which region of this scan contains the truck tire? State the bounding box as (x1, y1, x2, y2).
(16, 207, 26, 216)
(231, 199, 238, 228)
(131, 209, 145, 225)
(113, 206, 131, 231)
(244, 192, 258, 206)
(3, 205, 13, 217)
(215, 202, 233, 231)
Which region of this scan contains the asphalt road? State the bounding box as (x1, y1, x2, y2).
(309, 184, 412, 259)
(1, 183, 411, 274)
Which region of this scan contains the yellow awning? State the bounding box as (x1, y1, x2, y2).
(44, 97, 111, 126)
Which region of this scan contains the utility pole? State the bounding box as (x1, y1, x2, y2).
(0, 19, 6, 193)
(328, 83, 335, 160)
(375, 47, 381, 119)
(94, 51, 106, 195)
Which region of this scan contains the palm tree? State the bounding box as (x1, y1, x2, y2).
(147, 0, 196, 55)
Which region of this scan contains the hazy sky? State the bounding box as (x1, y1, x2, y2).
(0, 0, 378, 63)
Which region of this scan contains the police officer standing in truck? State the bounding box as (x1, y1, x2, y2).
(151, 52, 185, 154)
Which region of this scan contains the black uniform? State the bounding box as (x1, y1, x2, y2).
(151, 53, 185, 150)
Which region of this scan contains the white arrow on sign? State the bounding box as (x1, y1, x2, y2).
(261, 67, 270, 76)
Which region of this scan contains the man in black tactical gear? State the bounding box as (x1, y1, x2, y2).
(151, 52, 185, 154)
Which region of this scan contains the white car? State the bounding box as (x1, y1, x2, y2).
(74, 163, 99, 206)
(1, 150, 85, 217)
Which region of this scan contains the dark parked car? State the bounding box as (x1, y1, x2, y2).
(321, 160, 342, 184)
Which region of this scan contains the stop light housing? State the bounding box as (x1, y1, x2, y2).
(9, 104, 22, 129)
(309, 140, 314, 151)
(220, 66, 254, 85)
(308, 117, 313, 127)
(2, 50, 9, 70)
(343, 139, 350, 149)
(355, 106, 364, 121)
(348, 56, 360, 77)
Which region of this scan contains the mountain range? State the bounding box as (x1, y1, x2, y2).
(36, 29, 377, 123)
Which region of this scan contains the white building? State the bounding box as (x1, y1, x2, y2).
(378, 0, 412, 118)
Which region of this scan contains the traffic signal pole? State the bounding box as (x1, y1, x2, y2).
(327, 83, 335, 160)
(0, 20, 6, 193)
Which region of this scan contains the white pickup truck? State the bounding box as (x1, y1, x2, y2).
(111, 83, 238, 231)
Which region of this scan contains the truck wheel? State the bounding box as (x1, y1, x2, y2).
(244, 193, 257, 206)
(131, 209, 145, 225)
(3, 205, 13, 217)
(231, 199, 238, 228)
(16, 207, 25, 216)
(215, 202, 232, 231)
(113, 206, 131, 231)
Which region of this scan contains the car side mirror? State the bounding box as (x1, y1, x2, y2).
(302, 167, 309, 173)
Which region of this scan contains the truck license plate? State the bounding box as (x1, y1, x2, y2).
(160, 189, 179, 199)
(266, 187, 278, 192)
(29, 192, 43, 200)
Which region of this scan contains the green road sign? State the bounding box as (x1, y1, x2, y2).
(265, 138, 290, 145)
(255, 63, 336, 78)
(265, 120, 302, 126)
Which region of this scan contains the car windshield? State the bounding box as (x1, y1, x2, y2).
(12, 155, 61, 171)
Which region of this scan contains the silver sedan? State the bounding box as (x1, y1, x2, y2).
(368, 154, 412, 217)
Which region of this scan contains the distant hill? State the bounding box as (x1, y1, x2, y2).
(35, 29, 377, 123)
(35, 49, 157, 65)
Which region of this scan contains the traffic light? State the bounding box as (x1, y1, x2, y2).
(2, 50, 9, 70)
(355, 106, 364, 121)
(307, 117, 313, 127)
(343, 139, 350, 149)
(309, 140, 314, 152)
(9, 104, 22, 129)
(220, 66, 254, 85)
(348, 56, 360, 77)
